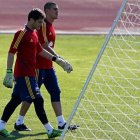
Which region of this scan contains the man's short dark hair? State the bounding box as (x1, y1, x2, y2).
(44, 2, 56, 11)
(28, 8, 45, 21)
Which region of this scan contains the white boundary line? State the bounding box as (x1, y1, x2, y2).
(0, 30, 108, 35)
(0, 30, 140, 36)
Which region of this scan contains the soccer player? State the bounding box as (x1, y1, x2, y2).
(14, 2, 78, 131)
(0, 8, 72, 138)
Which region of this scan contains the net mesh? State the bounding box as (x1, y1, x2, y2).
(61, 0, 140, 139)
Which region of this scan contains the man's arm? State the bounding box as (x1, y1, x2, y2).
(3, 30, 22, 88)
(42, 41, 58, 57)
(7, 53, 14, 69)
(39, 49, 73, 73)
(39, 48, 54, 60)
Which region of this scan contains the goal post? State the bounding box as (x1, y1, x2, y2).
(60, 0, 140, 139)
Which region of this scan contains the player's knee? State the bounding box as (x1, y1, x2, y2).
(50, 91, 61, 102)
(33, 97, 44, 107)
(33, 97, 46, 118)
(11, 95, 22, 106)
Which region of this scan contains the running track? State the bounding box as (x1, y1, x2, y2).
(0, 0, 122, 32)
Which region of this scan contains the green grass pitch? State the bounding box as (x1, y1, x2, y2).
(0, 34, 104, 140)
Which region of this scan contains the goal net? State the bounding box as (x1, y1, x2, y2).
(60, 0, 140, 139)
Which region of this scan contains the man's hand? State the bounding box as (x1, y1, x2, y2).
(55, 57, 73, 73)
(3, 69, 14, 88)
(64, 61, 73, 73)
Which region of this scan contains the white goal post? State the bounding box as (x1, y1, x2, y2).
(60, 0, 140, 139)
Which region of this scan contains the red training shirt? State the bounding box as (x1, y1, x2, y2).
(9, 26, 43, 77)
(36, 19, 56, 69)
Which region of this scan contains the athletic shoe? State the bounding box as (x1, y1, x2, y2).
(0, 129, 15, 138)
(47, 129, 62, 138)
(14, 123, 31, 131)
(58, 123, 79, 131)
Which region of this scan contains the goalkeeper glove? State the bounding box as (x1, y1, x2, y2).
(64, 61, 73, 73)
(3, 69, 14, 88)
(52, 56, 73, 73)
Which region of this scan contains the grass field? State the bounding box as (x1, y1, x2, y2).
(0, 34, 104, 140)
(61, 35, 140, 140)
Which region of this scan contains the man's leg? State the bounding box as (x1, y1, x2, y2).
(19, 102, 31, 116)
(14, 101, 31, 131)
(21, 76, 62, 138)
(33, 97, 62, 138)
(44, 68, 79, 130)
(37, 69, 63, 118)
(43, 69, 66, 127)
(14, 70, 44, 131)
(0, 95, 21, 138)
(51, 102, 66, 127)
(51, 102, 62, 116)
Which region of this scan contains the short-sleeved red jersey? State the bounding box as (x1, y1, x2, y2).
(9, 26, 43, 77)
(36, 19, 56, 69)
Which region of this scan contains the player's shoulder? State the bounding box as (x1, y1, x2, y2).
(14, 27, 28, 38)
(15, 28, 26, 35)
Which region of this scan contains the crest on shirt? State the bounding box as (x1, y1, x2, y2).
(49, 32, 52, 35)
(30, 39, 33, 42)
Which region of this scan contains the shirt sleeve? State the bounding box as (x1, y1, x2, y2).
(9, 30, 24, 54)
